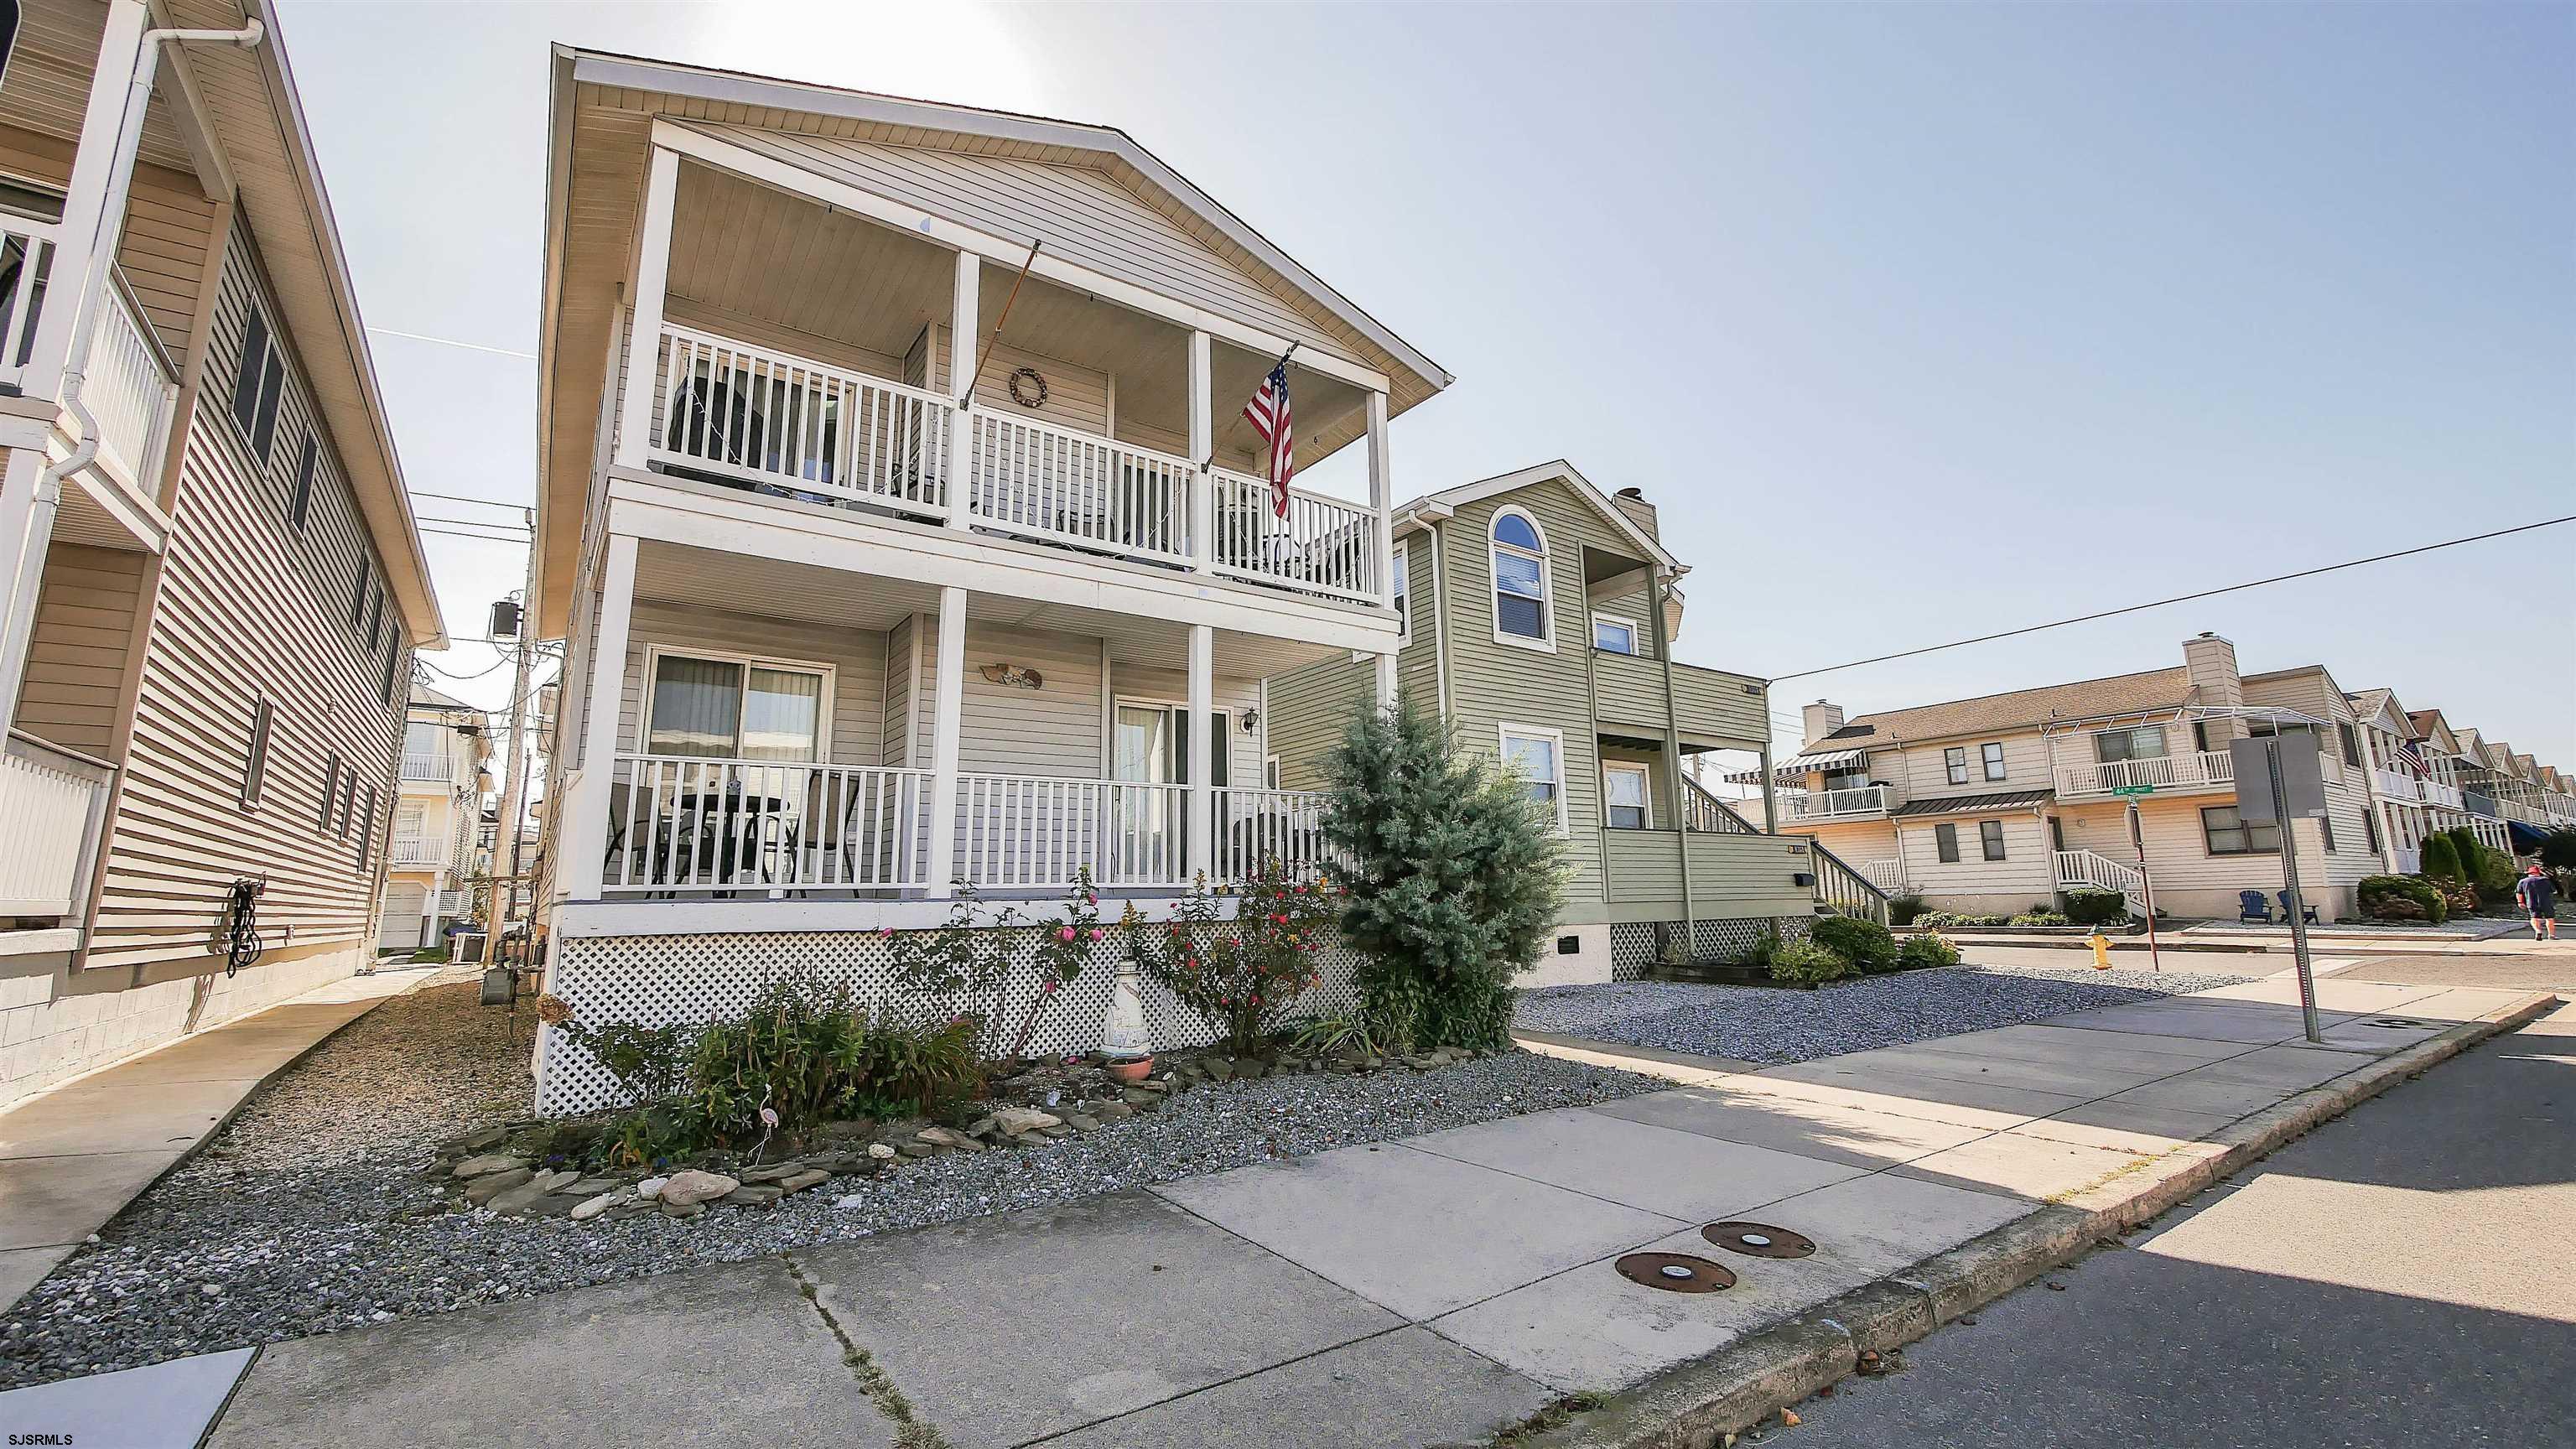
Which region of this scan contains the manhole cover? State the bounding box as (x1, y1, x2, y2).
(1614, 1252, 1737, 1293)
(1703, 1222, 1816, 1259)
(2366, 1018, 2424, 1029)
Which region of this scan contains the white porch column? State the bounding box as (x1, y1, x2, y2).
(1186, 622, 1213, 883)
(611, 148, 678, 470)
(559, 534, 638, 900)
(946, 252, 979, 532)
(924, 585, 968, 896)
(1187, 330, 1213, 570)
(1366, 389, 1397, 709)
(18, 0, 148, 403)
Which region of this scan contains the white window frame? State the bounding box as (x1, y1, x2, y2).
(1591, 612, 1641, 656)
(1498, 722, 1570, 834)
(1394, 538, 1411, 642)
(1488, 506, 1555, 653)
(1111, 694, 1234, 786)
(1602, 760, 1653, 830)
(637, 644, 836, 762)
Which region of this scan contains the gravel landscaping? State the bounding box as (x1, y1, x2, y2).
(1514, 963, 2260, 1065)
(0, 972, 1656, 1389)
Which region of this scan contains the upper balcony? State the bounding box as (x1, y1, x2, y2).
(2372, 766, 2423, 804)
(1590, 649, 1770, 751)
(1776, 784, 1896, 824)
(2054, 750, 2235, 799)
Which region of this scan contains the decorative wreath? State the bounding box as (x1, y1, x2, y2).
(1007, 366, 1050, 409)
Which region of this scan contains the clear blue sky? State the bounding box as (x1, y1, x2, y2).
(278, 2, 2574, 763)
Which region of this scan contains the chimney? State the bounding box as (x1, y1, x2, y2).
(1610, 486, 1659, 542)
(2184, 632, 2241, 745)
(1802, 701, 1846, 749)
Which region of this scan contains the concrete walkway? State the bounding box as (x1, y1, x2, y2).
(3, 971, 2547, 1449)
(0, 965, 433, 1317)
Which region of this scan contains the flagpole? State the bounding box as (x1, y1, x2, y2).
(961, 237, 1042, 408)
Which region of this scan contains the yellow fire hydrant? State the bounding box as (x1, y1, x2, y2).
(2087, 932, 2114, 970)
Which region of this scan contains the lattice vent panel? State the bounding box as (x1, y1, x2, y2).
(1607, 916, 1813, 981)
(538, 926, 1364, 1115)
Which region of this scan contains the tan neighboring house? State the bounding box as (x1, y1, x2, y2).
(1771, 636, 2398, 922)
(0, 0, 439, 1109)
(523, 51, 1446, 1113)
(379, 683, 492, 952)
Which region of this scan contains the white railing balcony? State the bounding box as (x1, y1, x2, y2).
(606, 755, 930, 894)
(390, 836, 448, 867)
(2423, 780, 2464, 811)
(1777, 785, 1893, 823)
(2392, 846, 2422, 875)
(2373, 768, 2423, 804)
(1208, 468, 1382, 605)
(636, 321, 1389, 611)
(1858, 858, 1909, 894)
(0, 731, 113, 918)
(400, 752, 454, 783)
(1, 217, 57, 398)
(1213, 787, 1334, 880)
(82, 278, 177, 494)
(2054, 750, 2235, 797)
(958, 774, 1192, 890)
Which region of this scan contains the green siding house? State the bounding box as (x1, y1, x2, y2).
(1263, 461, 1861, 984)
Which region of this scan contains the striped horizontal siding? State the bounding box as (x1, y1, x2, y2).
(18, 542, 145, 759)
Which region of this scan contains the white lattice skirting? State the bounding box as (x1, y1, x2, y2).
(537, 927, 1368, 1116)
(1608, 916, 1815, 981)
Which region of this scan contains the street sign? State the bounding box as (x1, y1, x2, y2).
(2109, 783, 2156, 797)
(2231, 733, 2326, 823)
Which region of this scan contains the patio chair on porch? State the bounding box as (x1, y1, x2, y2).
(2237, 890, 2273, 924)
(2277, 891, 2318, 925)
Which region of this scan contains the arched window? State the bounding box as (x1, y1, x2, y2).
(1490, 507, 1551, 647)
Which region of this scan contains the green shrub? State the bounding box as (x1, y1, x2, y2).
(2419, 833, 2463, 883)
(1767, 938, 1853, 985)
(2008, 911, 2071, 927)
(1810, 915, 1899, 973)
(2471, 842, 2517, 902)
(1887, 894, 1929, 927)
(1129, 858, 1335, 1055)
(2541, 830, 2576, 871)
(2357, 875, 2446, 925)
(1725, 927, 1782, 971)
(1323, 699, 1565, 1052)
(1915, 910, 2009, 929)
(1898, 932, 1961, 970)
(2061, 889, 2129, 926)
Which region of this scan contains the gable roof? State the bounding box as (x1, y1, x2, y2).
(1393, 460, 1676, 571)
(2345, 688, 2411, 734)
(1826, 667, 2192, 746)
(2407, 709, 2463, 753)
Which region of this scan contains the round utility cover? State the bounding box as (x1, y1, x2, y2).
(2367, 1018, 2424, 1029)
(1614, 1252, 1737, 1293)
(1703, 1222, 1816, 1259)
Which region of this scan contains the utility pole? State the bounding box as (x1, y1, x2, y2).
(490, 507, 538, 932)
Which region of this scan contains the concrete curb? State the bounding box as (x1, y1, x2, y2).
(1513, 989, 2563, 1448)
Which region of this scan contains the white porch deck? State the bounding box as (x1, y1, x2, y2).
(2054, 750, 2235, 798)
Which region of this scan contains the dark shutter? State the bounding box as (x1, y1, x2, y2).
(240, 698, 273, 810)
(249, 350, 285, 462)
(229, 305, 270, 439)
(289, 431, 318, 530)
(317, 751, 340, 828)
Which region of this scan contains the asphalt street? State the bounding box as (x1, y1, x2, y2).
(1777, 956, 2574, 1449)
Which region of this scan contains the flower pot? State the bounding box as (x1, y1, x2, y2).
(1105, 1057, 1155, 1084)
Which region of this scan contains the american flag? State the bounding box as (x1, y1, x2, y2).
(1241, 358, 1293, 517)
(2393, 739, 2430, 776)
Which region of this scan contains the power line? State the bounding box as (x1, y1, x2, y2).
(419, 526, 531, 545)
(418, 516, 529, 534)
(1770, 513, 2576, 683)
(409, 490, 532, 512)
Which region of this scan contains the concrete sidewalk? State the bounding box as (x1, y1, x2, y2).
(7, 971, 2548, 1449)
(0, 965, 434, 1317)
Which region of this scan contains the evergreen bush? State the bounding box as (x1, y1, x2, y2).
(1766, 938, 1853, 985)
(2541, 830, 2576, 872)
(2419, 834, 2463, 883)
(1886, 894, 1929, 927)
(2061, 889, 2129, 926)
(1810, 914, 1899, 973)
(1897, 932, 1961, 970)
(1322, 699, 1565, 1052)
(2357, 875, 2446, 924)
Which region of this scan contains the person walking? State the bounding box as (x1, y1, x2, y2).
(2516, 865, 2559, 941)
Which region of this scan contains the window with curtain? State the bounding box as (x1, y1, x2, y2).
(1603, 764, 1649, 828)
(1491, 509, 1549, 644)
(2096, 725, 2169, 762)
(646, 653, 826, 761)
(2201, 805, 2281, 855)
(1501, 727, 1563, 828)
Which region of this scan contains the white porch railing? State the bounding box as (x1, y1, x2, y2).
(2054, 750, 2234, 797)
(2373, 768, 2422, 804)
(400, 751, 454, 783)
(391, 835, 446, 867)
(958, 774, 1187, 890)
(0, 731, 114, 918)
(0, 217, 56, 398)
(605, 755, 931, 894)
(1777, 785, 1893, 823)
(1858, 857, 1909, 894)
(1209, 468, 1381, 605)
(1213, 786, 1333, 880)
(2392, 846, 2422, 875)
(2422, 780, 2464, 811)
(2054, 848, 2145, 916)
(649, 324, 952, 517)
(963, 411, 1195, 566)
(83, 278, 176, 492)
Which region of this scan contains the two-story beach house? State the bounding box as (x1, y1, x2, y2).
(377, 683, 492, 952)
(0, 0, 439, 1106)
(522, 51, 1457, 1112)
(1770, 635, 2397, 922)
(1259, 461, 1871, 986)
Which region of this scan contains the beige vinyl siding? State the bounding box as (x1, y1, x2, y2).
(698, 124, 1349, 358)
(1261, 652, 1371, 792)
(882, 615, 917, 768)
(86, 222, 408, 973)
(1898, 729, 2059, 798)
(663, 293, 907, 385)
(0, 126, 216, 357)
(909, 325, 1114, 440)
(1796, 818, 1903, 872)
(1892, 813, 2055, 909)
(615, 603, 887, 766)
(913, 621, 1101, 776)
(18, 542, 146, 758)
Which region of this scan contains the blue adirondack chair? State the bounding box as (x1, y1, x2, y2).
(2277, 891, 2319, 925)
(2237, 890, 2272, 923)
